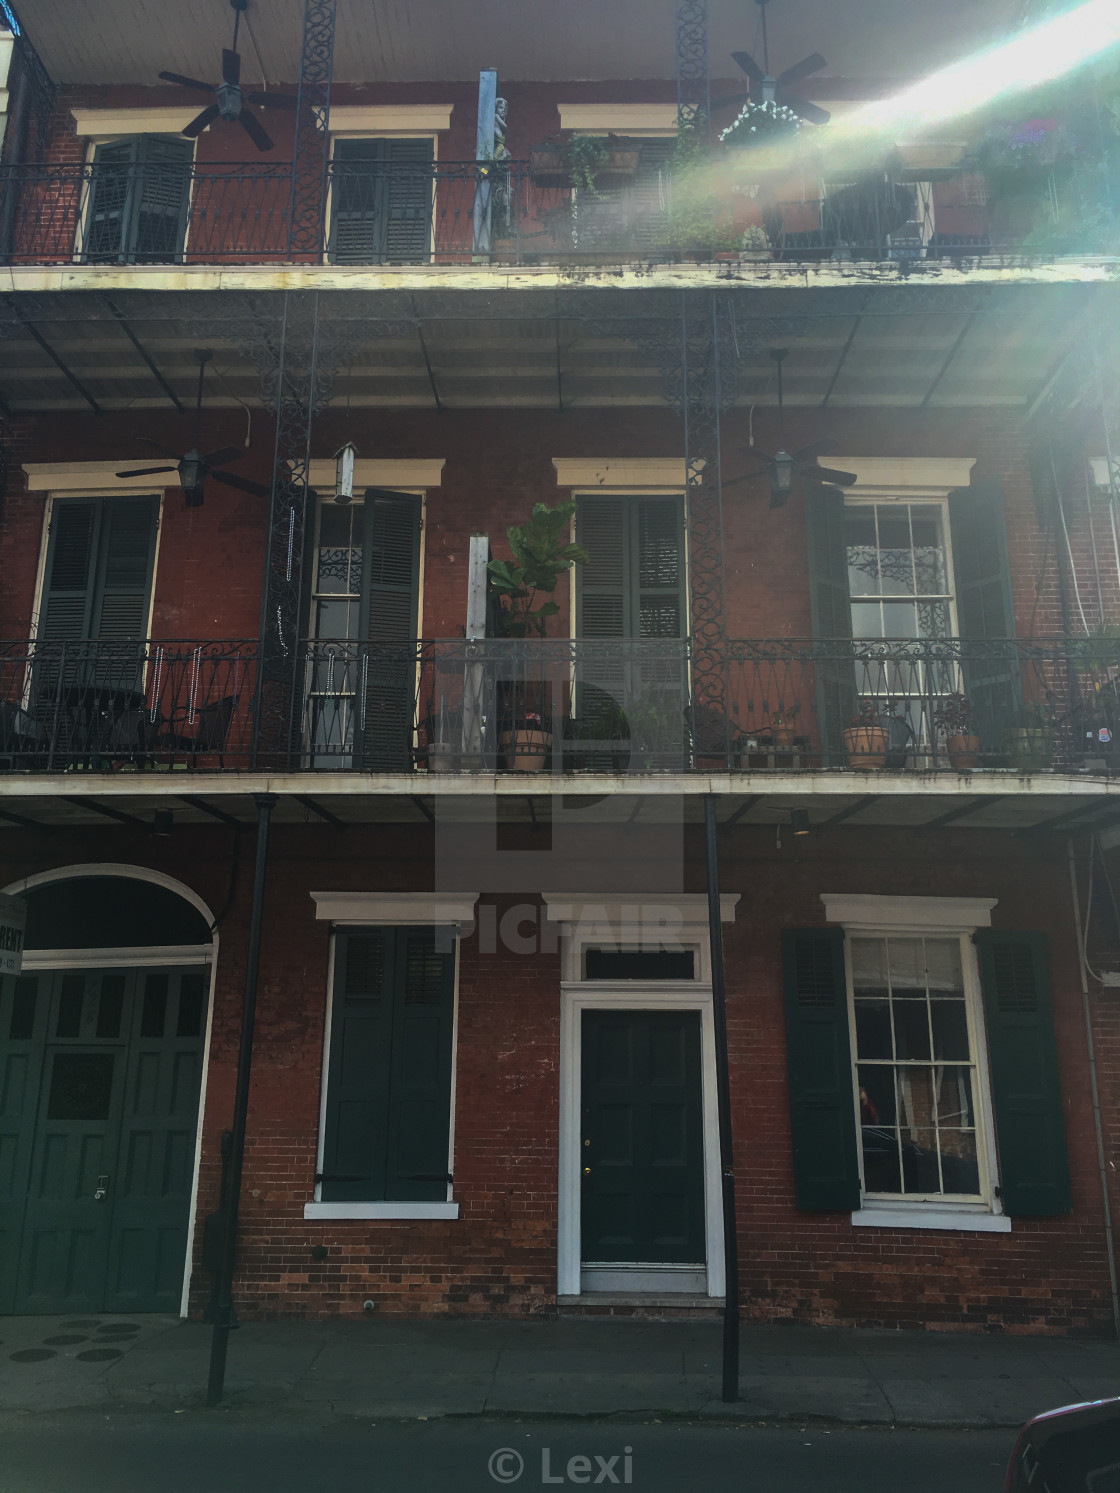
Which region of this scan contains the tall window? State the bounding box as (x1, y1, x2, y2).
(848, 934, 986, 1201)
(571, 138, 675, 254)
(845, 501, 956, 640)
(38, 496, 159, 645)
(328, 138, 434, 264)
(82, 136, 193, 265)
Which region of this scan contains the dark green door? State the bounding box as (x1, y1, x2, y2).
(0, 966, 207, 1315)
(581, 1010, 705, 1265)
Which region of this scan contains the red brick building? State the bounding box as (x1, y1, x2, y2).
(1, 0, 1119, 1338)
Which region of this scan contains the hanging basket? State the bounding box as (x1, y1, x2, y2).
(530, 146, 569, 188)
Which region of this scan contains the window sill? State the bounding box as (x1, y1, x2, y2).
(303, 1201, 459, 1221)
(851, 1205, 1010, 1233)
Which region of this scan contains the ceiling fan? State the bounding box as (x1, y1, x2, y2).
(712, 0, 831, 124)
(157, 0, 296, 152)
(117, 351, 270, 508)
(725, 349, 857, 508)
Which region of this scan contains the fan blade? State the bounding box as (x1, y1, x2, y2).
(137, 436, 184, 459)
(782, 96, 831, 125)
(745, 445, 778, 464)
(814, 466, 859, 487)
(211, 469, 270, 497)
(116, 466, 177, 478)
(183, 104, 220, 138)
(791, 438, 839, 461)
(158, 70, 215, 93)
(201, 446, 244, 466)
(730, 50, 765, 83)
(710, 90, 752, 110)
(245, 90, 297, 110)
(222, 48, 241, 86)
(239, 110, 274, 152)
(777, 52, 827, 87)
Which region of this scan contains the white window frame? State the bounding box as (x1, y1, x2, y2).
(843, 492, 961, 642)
(822, 892, 1010, 1233)
(303, 892, 478, 1221)
(73, 128, 198, 266)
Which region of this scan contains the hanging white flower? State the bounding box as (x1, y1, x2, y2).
(719, 99, 803, 146)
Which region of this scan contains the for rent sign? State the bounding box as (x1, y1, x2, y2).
(0, 893, 27, 976)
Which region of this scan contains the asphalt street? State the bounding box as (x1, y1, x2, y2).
(0, 1412, 1015, 1493)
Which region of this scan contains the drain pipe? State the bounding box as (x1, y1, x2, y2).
(705, 795, 740, 1402)
(206, 792, 277, 1406)
(1067, 836, 1120, 1339)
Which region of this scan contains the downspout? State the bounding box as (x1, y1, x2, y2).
(705, 795, 740, 1402)
(1067, 835, 1120, 1339)
(206, 792, 277, 1405)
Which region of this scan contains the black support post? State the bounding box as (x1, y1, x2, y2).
(705, 794, 739, 1403)
(206, 792, 277, 1408)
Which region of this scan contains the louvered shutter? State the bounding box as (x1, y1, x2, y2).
(573, 138, 673, 254)
(578, 498, 627, 640)
(357, 489, 421, 770)
(132, 136, 192, 263)
(975, 931, 1071, 1216)
(384, 929, 456, 1201)
(320, 931, 396, 1202)
(948, 482, 1021, 753)
(330, 138, 433, 264)
(806, 485, 857, 766)
(90, 498, 159, 641)
(38, 501, 99, 643)
(781, 928, 862, 1211)
(84, 139, 137, 263)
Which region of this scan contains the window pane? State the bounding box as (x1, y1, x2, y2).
(930, 998, 970, 1060)
(876, 511, 915, 593)
(851, 601, 883, 639)
(898, 1066, 937, 1132)
(935, 1064, 976, 1128)
(846, 511, 879, 595)
(886, 939, 924, 991)
(859, 1065, 897, 1125)
(880, 601, 918, 637)
(318, 504, 355, 546)
(851, 938, 889, 993)
(854, 999, 892, 1059)
(315, 597, 357, 640)
(901, 1127, 942, 1192)
(938, 1131, 981, 1194)
(925, 939, 964, 992)
(892, 999, 931, 1061)
(862, 1126, 902, 1193)
(916, 600, 951, 638)
(911, 506, 947, 594)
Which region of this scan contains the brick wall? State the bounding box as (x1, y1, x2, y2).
(1, 819, 1115, 1333)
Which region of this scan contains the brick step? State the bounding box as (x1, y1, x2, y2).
(557, 1293, 725, 1320)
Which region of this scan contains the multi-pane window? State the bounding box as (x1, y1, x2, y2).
(845, 501, 955, 640)
(849, 934, 987, 1201)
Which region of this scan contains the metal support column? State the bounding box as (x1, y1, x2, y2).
(705, 795, 739, 1403)
(206, 792, 277, 1408)
(676, 0, 711, 141)
(287, 0, 337, 260)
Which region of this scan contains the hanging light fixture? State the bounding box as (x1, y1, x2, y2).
(152, 808, 174, 837)
(791, 808, 810, 836)
(334, 441, 358, 504)
(769, 451, 796, 507)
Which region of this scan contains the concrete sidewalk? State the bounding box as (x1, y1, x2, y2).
(1, 1313, 1118, 1427)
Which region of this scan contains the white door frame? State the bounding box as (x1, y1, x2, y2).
(558, 984, 726, 1298)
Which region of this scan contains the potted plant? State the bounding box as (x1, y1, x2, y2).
(842, 698, 890, 769)
(568, 134, 640, 193)
(488, 501, 589, 771)
(765, 702, 800, 750)
(655, 125, 740, 260)
(530, 138, 569, 187)
(1005, 701, 1053, 772)
(933, 693, 981, 771)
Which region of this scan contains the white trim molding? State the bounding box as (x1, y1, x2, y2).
(22, 944, 212, 970)
(304, 1201, 460, 1221)
(328, 104, 453, 135)
(852, 1205, 1010, 1233)
(71, 106, 204, 139)
(311, 891, 479, 924)
(840, 457, 977, 498)
(821, 893, 997, 929)
(306, 458, 445, 490)
(552, 457, 687, 493)
(23, 461, 173, 493)
(558, 104, 677, 135)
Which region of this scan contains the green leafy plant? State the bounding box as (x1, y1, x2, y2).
(719, 99, 803, 151)
(932, 693, 974, 736)
(655, 124, 739, 255)
(487, 501, 589, 638)
(568, 135, 611, 195)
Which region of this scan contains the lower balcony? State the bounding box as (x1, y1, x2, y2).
(1, 636, 1118, 780)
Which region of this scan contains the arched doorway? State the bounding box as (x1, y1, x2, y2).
(0, 869, 214, 1315)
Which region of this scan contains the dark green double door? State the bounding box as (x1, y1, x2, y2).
(581, 1011, 705, 1265)
(0, 966, 207, 1315)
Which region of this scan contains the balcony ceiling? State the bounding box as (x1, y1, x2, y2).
(25, 0, 1025, 88)
(0, 280, 1109, 414)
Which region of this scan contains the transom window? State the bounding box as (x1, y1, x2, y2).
(848, 934, 987, 1201)
(845, 500, 955, 640)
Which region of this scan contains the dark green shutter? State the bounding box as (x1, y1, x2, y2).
(948, 481, 1021, 751)
(576, 497, 684, 639)
(39, 496, 158, 643)
(356, 489, 421, 770)
(578, 498, 627, 639)
(805, 485, 856, 766)
(39, 501, 100, 642)
(781, 928, 862, 1211)
(85, 136, 190, 264)
(975, 931, 1071, 1216)
(321, 928, 455, 1203)
(330, 138, 433, 264)
(573, 138, 674, 253)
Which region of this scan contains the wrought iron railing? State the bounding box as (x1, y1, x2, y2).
(0, 157, 1093, 267)
(1, 636, 1118, 776)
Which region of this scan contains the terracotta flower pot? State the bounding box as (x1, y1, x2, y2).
(946, 733, 981, 771)
(499, 728, 552, 771)
(769, 725, 797, 750)
(842, 724, 890, 769)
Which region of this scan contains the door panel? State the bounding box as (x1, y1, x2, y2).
(581, 1010, 705, 1265)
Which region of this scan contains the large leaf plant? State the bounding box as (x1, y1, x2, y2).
(487, 501, 589, 637)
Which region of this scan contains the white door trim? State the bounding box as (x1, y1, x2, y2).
(558, 984, 725, 1299)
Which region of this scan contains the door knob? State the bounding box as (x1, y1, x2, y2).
(583, 1166, 591, 1175)
(93, 1174, 109, 1201)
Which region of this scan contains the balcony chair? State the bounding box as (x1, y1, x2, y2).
(0, 700, 46, 769)
(158, 695, 238, 769)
